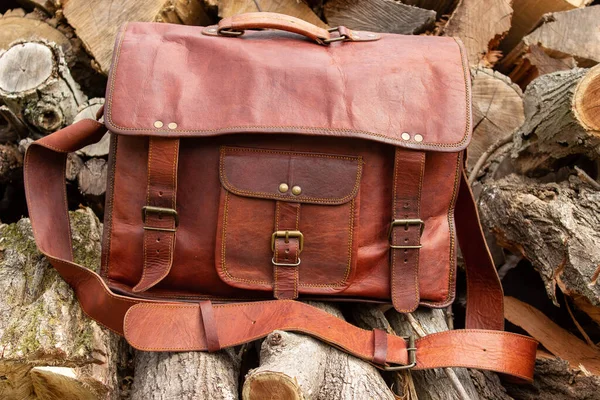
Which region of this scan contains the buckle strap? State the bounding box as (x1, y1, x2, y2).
(133, 137, 180, 293)
(272, 202, 302, 299)
(390, 149, 426, 313)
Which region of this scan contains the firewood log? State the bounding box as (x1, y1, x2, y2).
(469, 67, 524, 172)
(0, 9, 71, 53)
(0, 40, 86, 135)
(0, 208, 123, 399)
(479, 175, 600, 314)
(217, 0, 327, 28)
(62, 0, 214, 74)
(0, 105, 29, 142)
(324, 0, 436, 34)
(401, 0, 458, 18)
(511, 65, 600, 176)
(131, 350, 241, 400)
(242, 302, 395, 400)
(0, 143, 23, 184)
(442, 0, 513, 66)
(500, 0, 593, 56)
(74, 98, 109, 158)
(499, 6, 600, 87)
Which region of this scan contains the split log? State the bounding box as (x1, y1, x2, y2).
(324, 0, 436, 34)
(442, 0, 513, 66)
(0, 208, 123, 399)
(499, 0, 592, 56)
(0, 40, 86, 135)
(499, 6, 600, 87)
(478, 174, 600, 312)
(77, 158, 107, 197)
(0, 9, 71, 53)
(66, 152, 84, 182)
(400, 0, 458, 18)
(469, 67, 524, 172)
(511, 66, 600, 176)
(131, 349, 241, 400)
(505, 354, 600, 400)
(75, 98, 109, 157)
(218, 0, 327, 28)
(242, 302, 394, 400)
(62, 0, 214, 74)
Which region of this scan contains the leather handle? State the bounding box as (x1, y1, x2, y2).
(217, 12, 334, 44)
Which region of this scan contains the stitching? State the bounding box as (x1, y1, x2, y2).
(343, 199, 355, 282)
(219, 147, 362, 205)
(102, 134, 118, 278)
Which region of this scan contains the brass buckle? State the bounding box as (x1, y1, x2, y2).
(271, 230, 304, 253)
(323, 27, 348, 44)
(142, 206, 179, 232)
(383, 335, 417, 371)
(388, 219, 425, 249)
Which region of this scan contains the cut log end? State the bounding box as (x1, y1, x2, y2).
(242, 372, 302, 400)
(573, 64, 600, 132)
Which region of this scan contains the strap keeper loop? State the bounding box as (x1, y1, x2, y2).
(199, 301, 221, 352)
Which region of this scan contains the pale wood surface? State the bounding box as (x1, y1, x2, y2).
(0, 10, 70, 52)
(469, 67, 524, 171)
(324, 0, 436, 34)
(500, 0, 591, 54)
(78, 157, 107, 196)
(401, 0, 458, 17)
(62, 0, 212, 74)
(75, 98, 110, 157)
(442, 0, 513, 66)
(0, 209, 122, 400)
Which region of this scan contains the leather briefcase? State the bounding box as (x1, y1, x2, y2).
(25, 12, 538, 380)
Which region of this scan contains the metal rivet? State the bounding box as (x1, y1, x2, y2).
(354, 35, 361, 39)
(401, 132, 411, 141)
(414, 134, 424, 142)
(168, 122, 177, 129)
(154, 120, 163, 128)
(279, 183, 289, 193)
(208, 28, 216, 32)
(291, 186, 302, 195)
(368, 33, 376, 38)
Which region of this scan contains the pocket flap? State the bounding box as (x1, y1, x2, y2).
(219, 146, 362, 205)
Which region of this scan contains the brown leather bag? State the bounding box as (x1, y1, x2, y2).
(25, 12, 538, 380)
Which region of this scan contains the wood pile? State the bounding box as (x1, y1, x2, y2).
(0, 0, 599, 399)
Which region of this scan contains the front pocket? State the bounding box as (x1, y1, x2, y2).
(215, 146, 362, 295)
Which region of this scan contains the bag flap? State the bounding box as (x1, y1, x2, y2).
(105, 22, 472, 152)
(219, 146, 362, 205)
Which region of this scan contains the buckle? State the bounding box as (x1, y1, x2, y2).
(388, 219, 424, 249)
(142, 206, 179, 232)
(271, 230, 304, 253)
(383, 335, 417, 371)
(323, 27, 349, 44)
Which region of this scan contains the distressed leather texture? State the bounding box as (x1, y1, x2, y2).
(24, 14, 538, 381)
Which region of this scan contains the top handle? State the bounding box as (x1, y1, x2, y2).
(212, 12, 380, 45)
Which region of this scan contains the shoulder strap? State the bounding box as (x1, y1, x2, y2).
(24, 119, 537, 381)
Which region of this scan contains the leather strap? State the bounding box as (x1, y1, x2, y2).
(134, 137, 180, 292)
(199, 301, 220, 352)
(389, 149, 426, 312)
(273, 201, 301, 300)
(373, 329, 388, 366)
(24, 119, 537, 381)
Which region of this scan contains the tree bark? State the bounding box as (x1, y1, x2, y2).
(0, 40, 86, 135)
(77, 157, 107, 197)
(131, 349, 241, 400)
(324, 0, 436, 34)
(442, 0, 513, 66)
(242, 302, 394, 400)
(479, 174, 600, 309)
(0, 208, 123, 400)
(511, 66, 600, 176)
(0, 143, 23, 184)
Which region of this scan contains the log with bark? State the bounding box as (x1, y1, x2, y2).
(243, 302, 395, 400)
(441, 0, 513, 66)
(499, 6, 600, 87)
(0, 39, 86, 135)
(217, 0, 327, 28)
(62, 0, 215, 74)
(510, 65, 600, 176)
(324, 0, 436, 34)
(0, 208, 123, 399)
